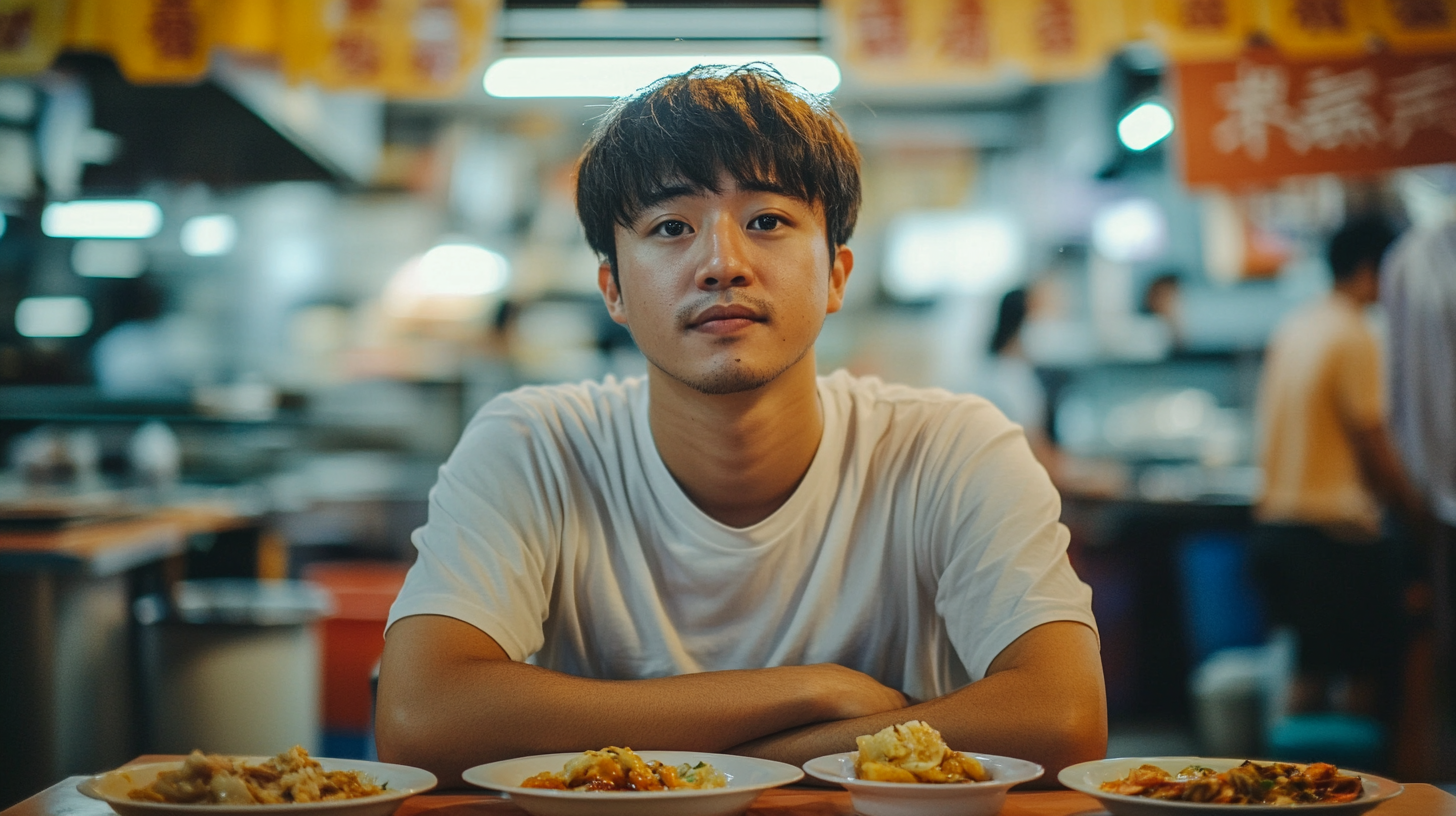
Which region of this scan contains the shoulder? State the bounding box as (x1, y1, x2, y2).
(472, 375, 643, 434)
(820, 369, 1017, 450)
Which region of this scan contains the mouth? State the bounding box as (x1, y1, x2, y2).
(688, 304, 765, 334)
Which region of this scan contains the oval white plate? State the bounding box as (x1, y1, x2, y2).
(802, 750, 1044, 816)
(462, 751, 802, 816)
(77, 757, 437, 816)
(1057, 757, 1405, 816)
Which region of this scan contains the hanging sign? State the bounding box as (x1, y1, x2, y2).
(0, 0, 67, 75)
(109, 0, 214, 83)
(1174, 48, 1456, 186)
(387, 0, 494, 97)
(282, 0, 395, 89)
(829, 0, 1007, 85)
(1261, 0, 1372, 58)
(1000, 0, 1114, 80)
(64, 0, 110, 53)
(1145, 0, 1254, 61)
(1371, 0, 1456, 53)
(215, 0, 282, 55)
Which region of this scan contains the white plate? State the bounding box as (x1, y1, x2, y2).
(77, 757, 437, 816)
(462, 751, 802, 816)
(801, 750, 1044, 816)
(1057, 757, 1405, 816)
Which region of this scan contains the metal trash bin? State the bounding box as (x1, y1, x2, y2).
(137, 579, 333, 756)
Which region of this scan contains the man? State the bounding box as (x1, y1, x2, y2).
(1252, 216, 1430, 718)
(375, 66, 1105, 785)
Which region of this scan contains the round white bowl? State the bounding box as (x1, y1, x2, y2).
(801, 750, 1044, 816)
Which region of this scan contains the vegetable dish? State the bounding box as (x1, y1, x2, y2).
(1099, 761, 1364, 805)
(519, 747, 727, 792)
(854, 720, 990, 784)
(127, 746, 385, 804)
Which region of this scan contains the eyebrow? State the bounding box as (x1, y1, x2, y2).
(637, 183, 701, 210)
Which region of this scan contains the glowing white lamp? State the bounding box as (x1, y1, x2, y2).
(884, 212, 1023, 301)
(1118, 101, 1174, 151)
(16, 296, 92, 338)
(180, 214, 238, 257)
(42, 200, 163, 239)
(417, 243, 509, 296)
(484, 54, 841, 98)
(1092, 198, 1168, 263)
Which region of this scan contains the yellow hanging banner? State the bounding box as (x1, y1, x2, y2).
(1370, 0, 1456, 53)
(386, 0, 495, 98)
(827, 0, 1010, 86)
(1001, 0, 1117, 80)
(1260, 0, 1372, 58)
(282, 0, 396, 90)
(1145, 0, 1254, 61)
(214, 0, 281, 55)
(0, 0, 68, 76)
(109, 0, 215, 83)
(64, 0, 110, 53)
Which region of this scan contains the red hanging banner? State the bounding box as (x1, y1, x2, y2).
(1174, 48, 1456, 186)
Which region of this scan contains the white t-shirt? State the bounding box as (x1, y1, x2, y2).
(387, 370, 1096, 703)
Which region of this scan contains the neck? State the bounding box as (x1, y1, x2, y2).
(647, 353, 824, 528)
(1332, 282, 1372, 307)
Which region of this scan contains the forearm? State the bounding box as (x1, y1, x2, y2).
(733, 622, 1107, 783)
(374, 616, 903, 785)
(1353, 425, 1431, 535)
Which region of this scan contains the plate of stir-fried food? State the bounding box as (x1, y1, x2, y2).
(462, 747, 801, 816)
(1058, 757, 1404, 815)
(78, 746, 436, 816)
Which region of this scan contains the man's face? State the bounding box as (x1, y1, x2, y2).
(598, 177, 852, 395)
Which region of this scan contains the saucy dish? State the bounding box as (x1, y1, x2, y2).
(854, 720, 990, 784)
(127, 746, 386, 804)
(519, 747, 728, 792)
(1099, 761, 1364, 805)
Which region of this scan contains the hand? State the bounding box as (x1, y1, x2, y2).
(802, 663, 909, 722)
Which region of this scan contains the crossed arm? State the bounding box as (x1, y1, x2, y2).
(374, 615, 1106, 788)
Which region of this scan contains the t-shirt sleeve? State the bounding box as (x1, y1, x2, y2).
(1336, 327, 1385, 431)
(921, 399, 1097, 683)
(385, 395, 562, 661)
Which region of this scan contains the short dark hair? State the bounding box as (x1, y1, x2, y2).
(574, 64, 862, 279)
(1328, 216, 1397, 282)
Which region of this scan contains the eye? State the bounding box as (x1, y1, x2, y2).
(749, 214, 782, 231)
(653, 220, 691, 237)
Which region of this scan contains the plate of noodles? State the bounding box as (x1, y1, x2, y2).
(77, 747, 437, 816)
(801, 720, 1044, 816)
(1057, 756, 1404, 816)
(462, 747, 802, 816)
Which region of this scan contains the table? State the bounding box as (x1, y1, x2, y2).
(0, 506, 262, 809)
(6, 762, 1455, 816)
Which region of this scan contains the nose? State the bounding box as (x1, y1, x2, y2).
(694, 213, 753, 291)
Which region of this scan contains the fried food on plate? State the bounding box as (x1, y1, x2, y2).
(127, 746, 385, 804)
(854, 720, 990, 784)
(1099, 761, 1364, 805)
(519, 747, 727, 792)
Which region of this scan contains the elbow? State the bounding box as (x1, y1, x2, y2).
(1042, 705, 1107, 781)
(373, 680, 469, 788)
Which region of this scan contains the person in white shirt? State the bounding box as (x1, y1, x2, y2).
(375, 65, 1105, 786)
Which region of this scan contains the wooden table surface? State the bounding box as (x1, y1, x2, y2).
(7, 759, 1455, 816)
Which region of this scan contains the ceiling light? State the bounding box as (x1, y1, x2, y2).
(1092, 198, 1168, 263)
(181, 214, 239, 257)
(42, 199, 163, 239)
(884, 212, 1023, 301)
(72, 239, 147, 278)
(417, 243, 509, 296)
(1118, 101, 1174, 152)
(483, 54, 841, 98)
(16, 296, 92, 338)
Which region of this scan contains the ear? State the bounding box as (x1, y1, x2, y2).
(598, 260, 629, 325)
(826, 244, 854, 315)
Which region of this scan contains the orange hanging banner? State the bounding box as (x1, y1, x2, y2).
(827, 0, 1008, 87)
(64, 0, 110, 53)
(1001, 0, 1116, 80)
(1370, 0, 1456, 53)
(1260, 0, 1372, 58)
(387, 0, 495, 98)
(282, 0, 396, 90)
(1174, 48, 1456, 186)
(214, 0, 281, 55)
(1145, 0, 1254, 61)
(109, 0, 214, 83)
(0, 0, 68, 75)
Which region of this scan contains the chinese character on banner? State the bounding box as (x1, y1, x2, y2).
(855, 0, 911, 60)
(391, 0, 494, 98)
(0, 0, 65, 76)
(1177, 49, 1456, 186)
(282, 0, 393, 89)
(1263, 0, 1372, 57)
(942, 0, 992, 66)
(1371, 0, 1456, 53)
(1146, 0, 1251, 61)
(1002, 0, 1112, 79)
(109, 0, 213, 83)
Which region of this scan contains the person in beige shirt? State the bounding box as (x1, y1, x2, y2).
(1253, 216, 1431, 718)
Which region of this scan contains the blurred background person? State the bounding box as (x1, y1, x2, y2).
(1139, 269, 1185, 354)
(1251, 216, 1432, 722)
(973, 285, 1061, 479)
